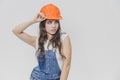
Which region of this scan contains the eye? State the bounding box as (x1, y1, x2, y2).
(55, 20, 59, 24)
(47, 20, 52, 24)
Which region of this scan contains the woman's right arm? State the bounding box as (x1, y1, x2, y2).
(12, 13, 46, 49)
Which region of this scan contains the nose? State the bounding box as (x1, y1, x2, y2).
(51, 22, 56, 28)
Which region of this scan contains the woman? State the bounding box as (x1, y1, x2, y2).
(12, 3, 72, 80)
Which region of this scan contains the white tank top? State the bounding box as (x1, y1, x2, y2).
(35, 32, 68, 70)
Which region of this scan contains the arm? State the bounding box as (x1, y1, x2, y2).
(60, 35, 72, 80)
(12, 13, 46, 49)
(12, 19, 37, 49)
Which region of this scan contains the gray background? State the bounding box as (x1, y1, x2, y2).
(0, 0, 120, 80)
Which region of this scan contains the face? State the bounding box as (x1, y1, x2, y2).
(45, 19, 59, 35)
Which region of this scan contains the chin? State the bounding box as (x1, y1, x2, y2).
(49, 32, 56, 35)
(50, 31, 57, 34)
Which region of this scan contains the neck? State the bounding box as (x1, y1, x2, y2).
(47, 33, 53, 40)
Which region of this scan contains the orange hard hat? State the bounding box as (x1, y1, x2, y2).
(40, 3, 62, 20)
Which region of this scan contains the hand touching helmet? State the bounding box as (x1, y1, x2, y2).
(32, 12, 46, 23)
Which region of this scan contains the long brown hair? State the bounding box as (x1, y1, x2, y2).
(36, 19, 62, 62)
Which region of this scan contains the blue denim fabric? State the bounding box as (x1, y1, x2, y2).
(30, 50, 61, 80)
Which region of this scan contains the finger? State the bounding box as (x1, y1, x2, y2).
(35, 13, 41, 19)
(39, 12, 46, 18)
(40, 17, 46, 21)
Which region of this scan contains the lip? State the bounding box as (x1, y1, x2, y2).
(51, 29, 56, 31)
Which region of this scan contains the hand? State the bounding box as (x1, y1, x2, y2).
(32, 13, 46, 23)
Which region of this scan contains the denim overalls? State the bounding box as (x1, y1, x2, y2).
(30, 49, 61, 80)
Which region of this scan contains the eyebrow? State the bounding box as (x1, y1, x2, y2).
(46, 20, 59, 23)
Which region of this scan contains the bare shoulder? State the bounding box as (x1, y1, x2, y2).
(61, 34, 71, 48)
(60, 32, 70, 43)
(61, 32, 72, 57)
